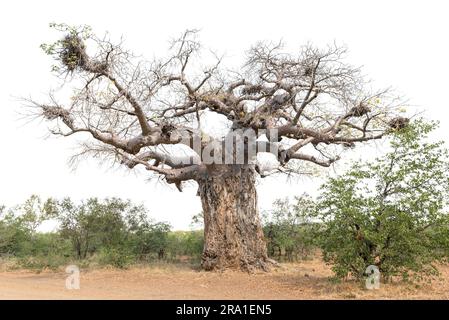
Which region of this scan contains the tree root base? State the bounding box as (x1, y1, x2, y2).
(201, 256, 280, 273)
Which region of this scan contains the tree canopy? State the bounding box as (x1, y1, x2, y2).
(30, 23, 406, 189)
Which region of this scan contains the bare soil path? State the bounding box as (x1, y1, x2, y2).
(1, 259, 449, 299)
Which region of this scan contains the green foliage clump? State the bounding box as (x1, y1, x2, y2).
(51, 197, 174, 264)
(97, 247, 134, 269)
(0, 195, 57, 257)
(167, 230, 204, 261)
(263, 196, 316, 261)
(0, 196, 178, 270)
(40, 23, 92, 74)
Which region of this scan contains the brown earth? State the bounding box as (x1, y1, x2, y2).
(1, 257, 449, 300)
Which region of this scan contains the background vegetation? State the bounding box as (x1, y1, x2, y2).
(0, 196, 204, 270)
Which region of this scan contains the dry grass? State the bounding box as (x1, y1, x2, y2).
(0, 256, 449, 299)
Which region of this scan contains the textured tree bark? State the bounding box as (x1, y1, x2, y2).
(198, 165, 273, 272)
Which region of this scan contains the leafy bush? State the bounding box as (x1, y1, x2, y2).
(17, 254, 70, 271)
(97, 247, 134, 269)
(0, 196, 176, 268)
(0, 214, 30, 256)
(52, 198, 133, 259)
(128, 221, 171, 260)
(0, 196, 56, 257)
(263, 196, 316, 261)
(167, 231, 204, 261)
(311, 120, 449, 281)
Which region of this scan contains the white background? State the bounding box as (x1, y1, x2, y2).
(0, 0, 448, 230)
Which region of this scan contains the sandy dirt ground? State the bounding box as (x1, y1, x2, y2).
(1, 258, 449, 300)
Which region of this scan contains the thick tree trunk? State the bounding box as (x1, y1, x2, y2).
(198, 165, 273, 272)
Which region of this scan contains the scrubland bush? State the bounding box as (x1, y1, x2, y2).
(262, 197, 316, 261)
(309, 120, 449, 281)
(0, 197, 203, 269)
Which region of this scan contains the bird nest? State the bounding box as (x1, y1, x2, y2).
(241, 84, 264, 95)
(348, 104, 370, 117)
(41, 106, 74, 128)
(59, 34, 88, 72)
(389, 117, 409, 130)
(161, 122, 177, 138)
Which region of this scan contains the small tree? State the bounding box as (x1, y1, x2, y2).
(0, 211, 28, 256)
(263, 196, 315, 261)
(54, 197, 138, 259)
(128, 221, 171, 260)
(0, 196, 53, 256)
(167, 231, 204, 260)
(53, 197, 171, 262)
(313, 120, 449, 281)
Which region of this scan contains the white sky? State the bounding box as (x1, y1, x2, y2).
(0, 0, 448, 230)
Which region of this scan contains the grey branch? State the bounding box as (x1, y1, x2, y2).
(29, 27, 406, 187)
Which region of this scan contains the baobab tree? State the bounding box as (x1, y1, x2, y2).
(29, 23, 406, 271)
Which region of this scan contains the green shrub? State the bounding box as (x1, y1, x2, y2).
(167, 231, 203, 261)
(263, 197, 316, 261)
(17, 254, 70, 271)
(97, 247, 134, 269)
(311, 120, 449, 281)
